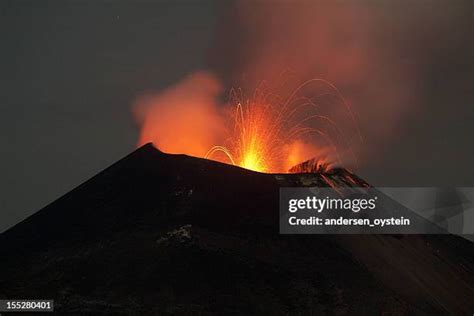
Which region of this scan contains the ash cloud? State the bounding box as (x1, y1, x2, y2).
(132, 0, 472, 176)
(133, 71, 226, 158)
(210, 0, 464, 168)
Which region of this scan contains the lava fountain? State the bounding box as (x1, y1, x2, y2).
(134, 72, 361, 174)
(205, 79, 360, 173)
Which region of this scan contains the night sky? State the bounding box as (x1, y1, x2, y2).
(1, 0, 473, 232)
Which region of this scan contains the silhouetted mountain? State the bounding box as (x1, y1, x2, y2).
(1, 143, 473, 314)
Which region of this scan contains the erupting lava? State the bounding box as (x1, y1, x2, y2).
(205, 79, 360, 173)
(134, 73, 360, 174)
(205, 94, 278, 173)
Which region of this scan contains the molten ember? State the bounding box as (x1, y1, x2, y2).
(204, 79, 360, 173)
(135, 73, 360, 174)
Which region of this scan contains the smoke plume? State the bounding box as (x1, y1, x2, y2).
(133, 1, 464, 173)
(133, 72, 226, 158)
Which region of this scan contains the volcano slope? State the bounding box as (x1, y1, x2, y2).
(1, 143, 473, 314)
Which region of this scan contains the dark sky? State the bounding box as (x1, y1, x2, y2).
(1, 0, 473, 232)
(0, 0, 218, 232)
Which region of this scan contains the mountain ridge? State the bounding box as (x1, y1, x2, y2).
(1, 143, 473, 314)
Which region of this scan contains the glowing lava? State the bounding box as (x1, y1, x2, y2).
(134, 73, 360, 174)
(242, 152, 265, 172)
(205, 79, 360, 173)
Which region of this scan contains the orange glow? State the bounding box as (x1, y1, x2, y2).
(135, 72, 360, 174)
(205, 79, 359, 173)
(134, 72, 225, 158)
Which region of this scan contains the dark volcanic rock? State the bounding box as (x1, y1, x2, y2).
(1, 144, 473, 314)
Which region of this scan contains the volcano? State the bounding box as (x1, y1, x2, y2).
(1, 143, 473, 314)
